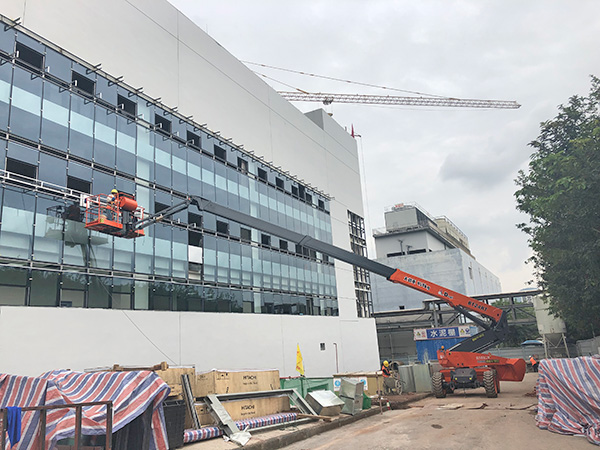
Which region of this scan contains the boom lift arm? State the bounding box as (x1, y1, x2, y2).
(134, 196, 511, 352)
(88, 194, 525, 393)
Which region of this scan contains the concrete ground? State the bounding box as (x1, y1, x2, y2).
(184, 373, 595, 449)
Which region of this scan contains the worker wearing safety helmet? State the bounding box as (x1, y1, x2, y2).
(107, 189, 119, 203)
(381, 360, 391, 378)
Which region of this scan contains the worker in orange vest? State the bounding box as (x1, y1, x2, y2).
(381, 360, 391, 377)
(529, 355, 539, 372)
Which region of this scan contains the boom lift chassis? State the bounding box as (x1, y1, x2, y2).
(86, 194, 526, 397)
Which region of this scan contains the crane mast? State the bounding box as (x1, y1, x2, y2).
(277, 91, 521, 109)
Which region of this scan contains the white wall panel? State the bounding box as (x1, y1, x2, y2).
(0, 307, 378, 377)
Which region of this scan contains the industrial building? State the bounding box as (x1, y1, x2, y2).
(371, 203, 501, 311)
(0, 0, 379, 376)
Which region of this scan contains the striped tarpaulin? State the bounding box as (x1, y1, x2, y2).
(183, 412, 298, 443)
(536, 356, 600, 445)
(1, 370, 170, 450)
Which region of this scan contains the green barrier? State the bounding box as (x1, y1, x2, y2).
(362, 392, 371, 409)
(280, 377, 334, 398)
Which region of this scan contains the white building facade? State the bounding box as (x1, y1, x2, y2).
(372, 204, 501, 311)
(0, 0, 379, 376)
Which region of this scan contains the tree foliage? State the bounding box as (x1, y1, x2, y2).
(515, 75, 600, 340)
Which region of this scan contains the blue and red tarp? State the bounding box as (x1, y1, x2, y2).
(183, 412, 298, 444)
(536, 356, 600, 445)
(0, 370, 170, 450)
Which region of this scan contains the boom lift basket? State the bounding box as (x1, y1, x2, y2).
(84, 193, 145, 238)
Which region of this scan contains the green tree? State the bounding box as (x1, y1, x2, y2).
(515, 75, 600, 340)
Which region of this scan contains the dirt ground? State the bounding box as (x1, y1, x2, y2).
(185, 372, 595, 450)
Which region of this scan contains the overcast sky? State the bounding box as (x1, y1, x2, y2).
(167, 0, 600, 292)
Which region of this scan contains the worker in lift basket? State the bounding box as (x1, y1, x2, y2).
(106, 189, 119, 220)
(107, 189, 119, 203)
(381, 360, 391, 377)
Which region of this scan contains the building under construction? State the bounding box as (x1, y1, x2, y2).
(0, 0, 379, 376)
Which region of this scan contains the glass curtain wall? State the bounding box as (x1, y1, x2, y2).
(0, 22, 338, 316)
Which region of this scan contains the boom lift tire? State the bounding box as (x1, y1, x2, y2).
(483, 370, 498, 398)
(432, 372, 446, 398)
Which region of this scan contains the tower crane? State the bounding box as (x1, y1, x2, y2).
(277, 91, 520, 109)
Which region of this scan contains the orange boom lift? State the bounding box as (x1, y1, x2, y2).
(86, 195, 525, 397)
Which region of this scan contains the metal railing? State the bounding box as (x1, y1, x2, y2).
(0, 401, 113, 450)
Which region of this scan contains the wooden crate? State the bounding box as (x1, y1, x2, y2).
(155, 367, 197, 397)
(222, 395, 290, 421)
(195, 370, 280, 397)
(184, 403, 216, 429)
(183, 395, 290, 428)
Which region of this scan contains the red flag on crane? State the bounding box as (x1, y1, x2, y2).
(351, 124, 355, 138)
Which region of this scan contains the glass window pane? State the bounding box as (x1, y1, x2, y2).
(10, 67, 42, 141)
(0, 188, 34, 259)
(30, 270, 58, 306)
(62, 216, 88, 265)
(151, 282, 171, 311)
(69, 95, 93, 160)
(94, 106, 116, 167)
(113, 278, 133, 309)
(45, 47, 71, 81)
(136, 125, 154, 182)
(0, 63, 12, 131)
(33, 195, 63, 263)
(41, 81, 69, 150)
(113, 236, 134, 272)
(0, 285, 26, 305)
(134, 279, 150, 310)
(89, 276, 110, 308)
(0, 266, 27, 306)
(61, 289, 84, 308)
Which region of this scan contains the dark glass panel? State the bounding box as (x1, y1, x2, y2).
(96, 76, 117, 105)
(89, 276, 111, 308)
(44, 47, 71, 82)
(0, 25, 15, 55)
(0, 266, 26, 306)
(151, 282, 171, 311)
(112, 278, 133, 309)
(30, 270, 58, 306)
(67, 162, 92, 184)
(15, 42, 44, 70)
(72, 71, 95, 96)
(92, 170, 114, 196)
(39, 153, 67, 187)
